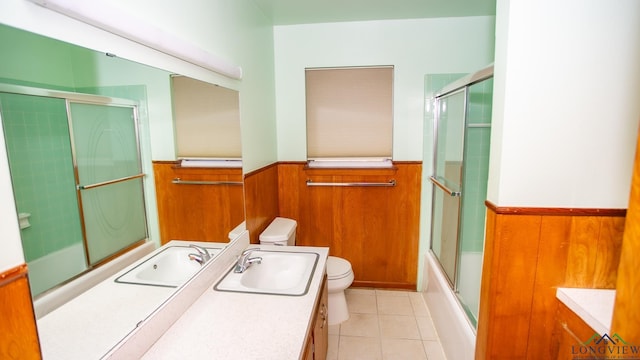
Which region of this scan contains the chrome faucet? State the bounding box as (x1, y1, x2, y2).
(234, 248, 262, 273)
(188, 244, 211, 266)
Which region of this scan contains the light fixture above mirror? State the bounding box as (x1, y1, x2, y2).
(28, 0, 243, 80)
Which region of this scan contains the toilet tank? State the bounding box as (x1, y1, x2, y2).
(259, 217, 297, 246)
(228, 221, 246, 241)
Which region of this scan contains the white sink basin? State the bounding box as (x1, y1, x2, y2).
(214, 250, 319, 296)
(115, 245, 222, 287)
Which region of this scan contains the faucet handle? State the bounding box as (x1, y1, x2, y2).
(240, 248, 260, 257)
(189, 244, 211, 262)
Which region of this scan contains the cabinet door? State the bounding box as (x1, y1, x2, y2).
(553, 302, 605, 360)
(303, 333, 314, 360)
(313, 278, 329, 360)
(153, 162, 244, 244)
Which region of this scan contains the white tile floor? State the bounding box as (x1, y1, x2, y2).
(327, 288, 447, 360)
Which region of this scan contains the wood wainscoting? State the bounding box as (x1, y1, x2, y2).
(243, 163, 280, 244)
(277, 162, 422, 289)
(611, 131, 640, 345)
(153, 161, 245, 244)
(0, 264, 41, 359)
(475, 203, 626, 360)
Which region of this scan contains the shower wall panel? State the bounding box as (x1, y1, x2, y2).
(0, 93, 84, 262)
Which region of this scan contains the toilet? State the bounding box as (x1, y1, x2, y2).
(228, 221, 246, 241)
(259, 217, 355, 325)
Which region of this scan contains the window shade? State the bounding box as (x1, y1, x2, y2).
(305, 66, 393, 159)
(172, 75, 241, 158)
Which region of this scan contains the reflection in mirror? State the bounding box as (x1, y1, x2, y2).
(172, 75, 242, 161)
(152, 75, 244, 245)
(0, 23, 244, 359)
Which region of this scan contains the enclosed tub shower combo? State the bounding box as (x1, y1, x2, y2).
(0, 84, 148, 297)
(423, 65, 494, 360)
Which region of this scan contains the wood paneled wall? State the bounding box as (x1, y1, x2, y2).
(476, 204, 626, 360)
(611, 130, 640, 344)
(153, 161, 245, 244)
(0, 265, 41, 359)
(551, 302, 604, 360)
(243, 163, 280, 244)
(276, 162, 422, 289)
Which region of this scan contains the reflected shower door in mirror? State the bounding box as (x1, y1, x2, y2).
(0, 22, 245, 358)
(0, 91, 148, 296)
(70, 101, 148, 264)
(154, 75, 244, 245)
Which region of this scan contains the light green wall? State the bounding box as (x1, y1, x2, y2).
(0, 0, 277, 270)
(273, 16, 496, 161)
(0, 94, 83, 261)
(460, 78, 493, 253)
(0, 23, 168, 249)
(0, 24, 76, 90)
(106, 0, 280, 172)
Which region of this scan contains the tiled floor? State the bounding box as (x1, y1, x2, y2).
(327, 288, 447, 360)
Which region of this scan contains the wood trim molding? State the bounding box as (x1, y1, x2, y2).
(476, 204, 626, 359)
(151, 160, 180, 165)
(243, 162, 278, 178)
(485, 200, 627, 217)
(0, 263, 41, 359)
(0, 264, 28, 287)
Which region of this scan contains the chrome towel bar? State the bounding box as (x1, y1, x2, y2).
(78, 173, 145, 190)
(172, 178, 243, 186)
(306, 179, 396, 187)
(429, 176, 461, 197)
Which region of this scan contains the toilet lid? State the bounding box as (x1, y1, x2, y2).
(327, 256, 352, 279)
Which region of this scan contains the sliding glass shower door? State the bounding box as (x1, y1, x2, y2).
(430, 89, 466, 283)
(1, 85, 149, 295)
(430, 73, 493, 328)
(68, 102, 147, 265)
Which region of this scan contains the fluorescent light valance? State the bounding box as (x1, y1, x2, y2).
(29, 0, 243, 80)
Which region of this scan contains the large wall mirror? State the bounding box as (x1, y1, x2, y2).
(0, 23, 244, 358)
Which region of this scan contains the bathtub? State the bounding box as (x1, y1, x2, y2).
(33, 241, 155, 318)
(422, 252, 476, 360)
(28, 242, 87, 297)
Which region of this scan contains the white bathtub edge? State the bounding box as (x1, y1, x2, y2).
(422, 252, 476, 360)
(33, 241, 156, 318)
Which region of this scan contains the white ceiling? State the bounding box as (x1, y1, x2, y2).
(252, 0, 496, 25)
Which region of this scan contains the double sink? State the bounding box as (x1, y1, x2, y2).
(115, 245, 319, 296)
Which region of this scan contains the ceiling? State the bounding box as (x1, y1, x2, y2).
(252, 0, 497, 25)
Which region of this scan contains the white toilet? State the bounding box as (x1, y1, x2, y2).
(259, 217, 355, 325)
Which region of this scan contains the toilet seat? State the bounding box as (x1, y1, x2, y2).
(327, 256, 353, 280)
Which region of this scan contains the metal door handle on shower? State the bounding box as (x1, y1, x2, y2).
(429, 176, 461, 197)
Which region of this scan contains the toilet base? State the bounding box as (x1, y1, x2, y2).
(328, 290, 349, 325)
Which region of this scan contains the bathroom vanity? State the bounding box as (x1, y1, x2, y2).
(36, 240, 226, 360)
(36, 231, 329, 359)
(139, 244, 329, 360)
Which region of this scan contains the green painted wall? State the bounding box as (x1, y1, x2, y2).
(460, 78, 493, 253)
(0, 24, 165, 260)
(0, 94, 83, 261)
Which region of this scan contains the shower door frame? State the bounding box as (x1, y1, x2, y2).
(0, 83, 148, 272)
(430, 86, 467, 288)
(428, 65, 494, 324)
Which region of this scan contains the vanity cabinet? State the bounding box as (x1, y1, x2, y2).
(551, 302, 604, 360)
(304, 275, 328, 360)
(153, 161, 245, 244)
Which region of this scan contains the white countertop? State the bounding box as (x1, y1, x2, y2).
(37, 240, 226, 360)
(141, 245, 329, 360)
(556, 287, 615, 335)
